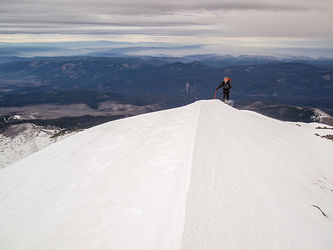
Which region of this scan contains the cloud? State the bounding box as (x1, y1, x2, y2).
(0, 0, 332, 48)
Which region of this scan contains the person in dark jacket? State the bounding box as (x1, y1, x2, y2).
(216, 77, 232, 103)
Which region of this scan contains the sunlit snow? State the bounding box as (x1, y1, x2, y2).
(0, 100, 332, 250)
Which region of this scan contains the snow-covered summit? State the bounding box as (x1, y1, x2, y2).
(1, 100, 333, 250)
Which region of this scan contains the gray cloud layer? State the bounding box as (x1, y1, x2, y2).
(0, 0, 332, 43)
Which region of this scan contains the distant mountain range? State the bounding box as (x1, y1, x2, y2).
(1, 56, 332, 113)
(0, 55, 333, 133)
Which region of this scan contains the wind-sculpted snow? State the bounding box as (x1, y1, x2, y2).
(0, 102, 201, 250)
(181, 102, 333, 249)
(0, 100, 333, 250)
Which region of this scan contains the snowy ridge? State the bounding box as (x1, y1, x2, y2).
(0, 123, 57, 168)
(0, 100, 333, 250)
(0, 123, 73, 168)
(182, 102, 333, 249)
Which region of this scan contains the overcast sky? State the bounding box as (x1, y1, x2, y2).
(0, 0, 332, 56)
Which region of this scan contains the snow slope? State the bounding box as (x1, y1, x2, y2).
(0, 100, 333, 250)
(0, 123, 73, 168)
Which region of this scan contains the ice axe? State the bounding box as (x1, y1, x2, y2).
(213, 90, 217, 99)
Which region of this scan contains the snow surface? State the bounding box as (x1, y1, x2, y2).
(0, 100, 333, 250)
(0, 124, 56, 168)
(0, 123, 73, 168)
